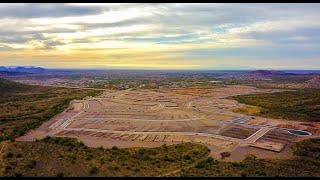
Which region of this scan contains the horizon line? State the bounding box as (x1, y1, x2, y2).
(2, 66, 320, 72)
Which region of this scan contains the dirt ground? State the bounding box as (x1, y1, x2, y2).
(17, 85, 319, 162)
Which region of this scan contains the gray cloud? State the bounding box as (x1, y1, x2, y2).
(31, 33, 65, 49)
(0, 35, 30, 44)
(0, 28, 77, 45)
(1, 3, 320, 54)
(41, 39, 65, 49)
(0, 44, 15, 51)
(67, 3, 320, 47)
(77, 17, 149, 30)
(0, 32, 65, 50)
(0, 4, 104, 18)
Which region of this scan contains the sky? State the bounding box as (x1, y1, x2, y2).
(0, 3, 320, 70)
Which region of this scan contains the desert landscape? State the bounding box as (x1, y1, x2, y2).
(1, 3, 320, 177)
(18, 85, 317, 162)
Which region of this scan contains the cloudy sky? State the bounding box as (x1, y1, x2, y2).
(0, 3, 320, 70)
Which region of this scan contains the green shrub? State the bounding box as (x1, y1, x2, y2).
(56, 172, 64, 177)
(89, 166, 98, 174)
(195, 157, 213, 169)
(26, 160, 37, 169)
(5, 152, 14, 158)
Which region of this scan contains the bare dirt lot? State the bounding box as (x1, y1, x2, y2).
(17, 85, 318, 161)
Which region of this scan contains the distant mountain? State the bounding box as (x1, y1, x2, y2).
(248, 70, 288, 76)
(223, 70, 295, 81)
(0, 66, 45, 74)
(0, 71, 30, 76)
(244, 70, 283, 79)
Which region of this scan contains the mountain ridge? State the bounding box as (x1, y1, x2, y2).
(0, 66, 45, 74)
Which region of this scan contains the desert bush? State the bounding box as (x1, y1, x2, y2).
(5, 152, 14, 158)
(26, 160, 37, 169)
(89, 166, 98, 174)
(220, 152, 231, 159)
(56, 172, 64, 177)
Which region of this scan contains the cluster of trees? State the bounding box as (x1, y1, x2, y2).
(232, 89, 320, 122)
(1, 137, 209, 177)
(0, 78, 103, 141)
(180, 138, 320, 177)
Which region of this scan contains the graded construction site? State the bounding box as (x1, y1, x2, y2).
(18, 85, 317, 161)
